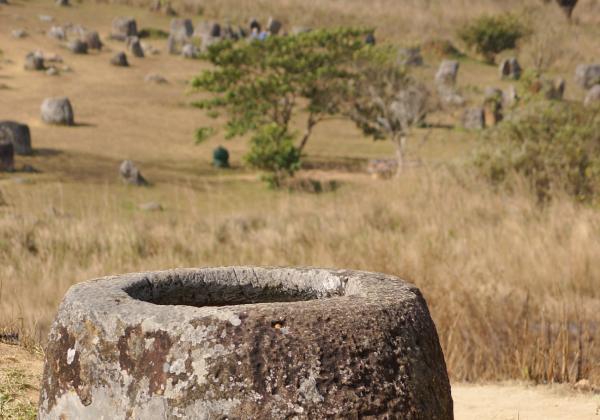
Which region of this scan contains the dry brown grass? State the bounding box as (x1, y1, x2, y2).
(1, 169, 599, 385)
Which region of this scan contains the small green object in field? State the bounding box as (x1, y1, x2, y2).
(138, 27, 169, 39)
(213, 146, 230, 168)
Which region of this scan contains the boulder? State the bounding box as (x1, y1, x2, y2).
(48, 25, 66, 40)
(181, 43, 199, 59)
(41, 97, 74, 126)
(111, 16, 137, 41)
(575, 64, 600, 89)
(119, 160, 147, 186)
(68, 39, 88, 54)
(46, 67, 59, 76)
(212, 146, 229, 168)
(503, 85, 519, 108)
(546, 77, 566, 100)
(499, 57, 522, 80)
(24, 52, 45, 71)
(139, 202, 163, 212)
(397, 47, 423, 67)
(0, 142, 14, 172)
(110, 52, 129, 67)
(56, 0, 69, 6)
(266, 17, 282, 35)
(435, 60, 459, 86)
(144, 73, 167, 84)
(0, 121, 32, 155)
(462, 107, 485, 130)
(168, 18, 193, 54)
(11, 29, 27, 38)
(127, 37, 144, 58)
(584, 85, 600, 107)
(365, 32, 376, 45)
(249, 18, 261, 33)
(84, 31, 102, 50)
(38, 267, 453, 419)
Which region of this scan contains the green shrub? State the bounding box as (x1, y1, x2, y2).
(458, 14, 528, 63)
(138, 27, 169, 39)
(475, 102, 600, 202)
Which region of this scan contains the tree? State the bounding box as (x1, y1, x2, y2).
(191, 28, 370, 185)
(347, 59, 429, 175)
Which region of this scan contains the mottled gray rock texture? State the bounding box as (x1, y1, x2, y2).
(585, 85, 600, 107)
(575, 64, 600, 89)
(499, 57, 522, 80)
(111, 17, 138, 41)
(24, 52, 45, 71)
(0, 121, 32, 155)
(110, 52, 129, 67)
(0, 142, 14, 172)
(462, 107, 485, 130)
(38, 267, 453, 420)
(41, 97, 74, 126)
(119, 160, 147, 185)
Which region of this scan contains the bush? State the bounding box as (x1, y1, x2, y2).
(458, 14, 528, 63)
(475, 102, 600, 202)
(245, 124, 301, 188)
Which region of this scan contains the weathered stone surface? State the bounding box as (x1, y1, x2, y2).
(0, 121, 32, 155)
(144, 73, 168, 84)
(181, 43, 199, 59)
(503, 85, 518, 108)
(499, 57, 522, 80)
(11, 29, 27, 38)
(575, 64, 600, 89)
(110, 52, 129, 67)
(584, 85, 600, 107)
(56, 0, 69, 6)
(0, 142, 14, 172)
(127, 36, 144, 58)
(266, 17, 282, 35)
(111, 16, 138, 41)
(462, 107, 485, 130)
(435, 60, 463, 106)
(84, 31, 102, 50)
(38, 267, 453, 420)
(119, 160, 147, 185)
(48, 25, 66, 40)
(167, 18, 193, 54)
(68, 39, 88, 54)
(24, 52, 44, 71)
(41, 97, 74, 126)
(398, 47, 424, 67)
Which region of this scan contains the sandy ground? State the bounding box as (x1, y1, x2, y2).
(1, 342, 598, 419)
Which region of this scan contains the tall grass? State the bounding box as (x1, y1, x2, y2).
(1, 169, 598, 385)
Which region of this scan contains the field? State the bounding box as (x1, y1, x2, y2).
(1, 0, 600, 417)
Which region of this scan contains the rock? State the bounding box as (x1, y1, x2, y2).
(46, 67, 59, 76)
(68, 39, 88, 54)
(181, 43, 199, 59)
(499, 57, 522, 80)
(462, 107, 485, 130)
(573, 379, 592, 392)
(435, 60, 462, 106)
(41, 97, 74, 126)
(575, 64, 600, 89)
(144, 73, 167, 84)
(435, 60, 459, 86)
(55, 0, 69, 6)
(168, 19, 193, 54)
(11, 29, 27, 38)
(119, 160, 147, 186)
(266, 17, 282, 35)
(39, 15, 54, 22)
(84, 31, 102, 50)
(0, 0, 8, 4)
(0, 121, 32, 155)
(397, 47, 423, 67)
(127, 37, 144, 58)
(546, 77, 566, 100)
(503, 85, 519, 108)
(139, 202, 163, 212)
(48, 25, 66, 40)
(110, 52, 129, 67)
(0, 142, 14, 172)
(483, 90, 503, 127)
(24, 52, 44, 71)
(111, 16, 137, 41)
(38, 267, 453, 419)
(584, 85, 600, 107)
(249, 18, 261, 33)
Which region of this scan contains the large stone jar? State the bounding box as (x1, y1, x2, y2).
(38, 267, 453, 419)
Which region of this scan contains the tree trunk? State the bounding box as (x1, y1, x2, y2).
(298, 114, 316, 154)
(393, 135, 406, 178)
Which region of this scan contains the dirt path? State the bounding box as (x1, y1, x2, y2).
(1, 343, 598, 419)
(453, 383, 600, 420)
